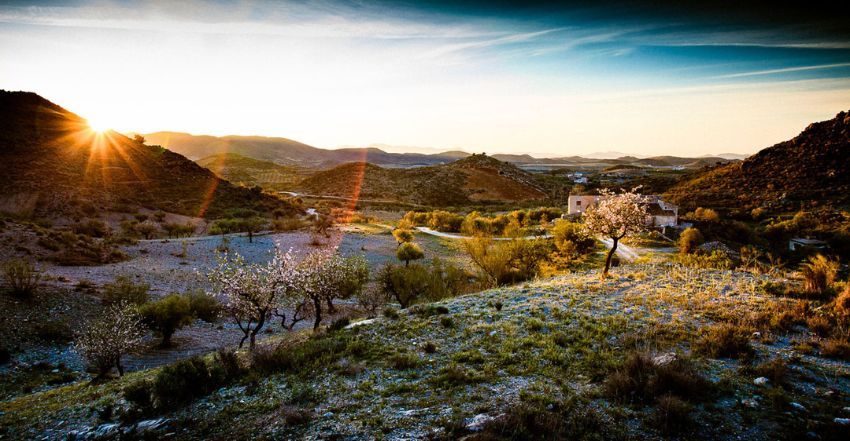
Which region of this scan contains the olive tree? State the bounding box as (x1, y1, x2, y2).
(582, 188, 649, 277)
(75, 302, 144, 378)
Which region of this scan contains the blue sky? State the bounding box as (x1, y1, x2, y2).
(1, 0, 849, 156)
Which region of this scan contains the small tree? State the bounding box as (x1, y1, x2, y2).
(378, 263, 431, 308)
(243, 217, 267, 243)
(678, 227, 704, 255)
(552, 220, 595, 258)
(102, 276, 150, 306)
(392, 228, 414, 247)
(294, 252, 360, 330)
(396, 242, 424, 266)
(135, 221, 159, 240)
(139, 294, 194, 347)
(208, 248, 299, 349)
(463, 236, 512, 287)
(75, 303, 144, 378)
(582, 188, 648, 277)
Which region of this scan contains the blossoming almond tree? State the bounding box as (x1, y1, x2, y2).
(295, 251, 368, 330)
(75, 302, 144, 378)
(208, 247, 299, 349)
(582, 188, 649, 277)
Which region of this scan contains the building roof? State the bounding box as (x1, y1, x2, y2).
(790, 238, 828, 245)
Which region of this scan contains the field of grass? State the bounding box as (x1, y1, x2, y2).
(4, 263, 848, 440)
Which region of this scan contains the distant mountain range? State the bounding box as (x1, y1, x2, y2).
(666, 109, 850, 212)
(0, 92, 298, 219)
(143, 132, 745, 170)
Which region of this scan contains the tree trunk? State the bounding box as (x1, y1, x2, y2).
(116, 357, 124, 376)
(248, 231, 254, 243)
(603, 237, 618, 277)
(249, 313, 266, 350)
(326, 297, 336, 314)
(312, 296, 323, 331)
(160, 332, 173, 348)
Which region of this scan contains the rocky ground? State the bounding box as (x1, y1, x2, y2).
(2, 263, 848, 440)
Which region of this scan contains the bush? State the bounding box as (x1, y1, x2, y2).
(390, 352, 420, 370)
(694, 323, 753, 358)
(272, 217, 306, 232)
(2, 258, 40, 298)
(677, 227, 703, 255)
(73, 219, 109, 238)
(604, 352, 711, 403)
(328, 317, 350, 332)
(139, 294, 194, 347)
(151, 356, 225, 409)
(392, 228, 414, 245)
(800, 254, 838, 297)
(396, 242, 424, 266)
(652, 394, 693, 434)
(102, 276, 149, 306)
(835, 284, 850, 320)
(34, 320, 74, 343)
(820, 338, 850, 361)
(676, 250, 733, 270)
(186, 290, 222, 323)
(357, 286, 387, 318)
(552, 220, 595, 258)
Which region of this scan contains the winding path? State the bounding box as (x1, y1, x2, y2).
(414, 226, 551, 241)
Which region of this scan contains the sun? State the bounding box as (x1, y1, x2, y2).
(86, 119, 112, 134)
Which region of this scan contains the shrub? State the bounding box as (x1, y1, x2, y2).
(328, 317, 351, 332)
(676, 250, 733, 270)
(820, 338, 850, 361)
(694, 323, 753, 358)
(652, 394, 693, 434)
(215, 348, 244, 380)
(396, 242, 424, 266)
(752, 358, 789, 386)
(462, 394, 610, 440)
(835, 284, 850, 320)
(34, 320, 74, 343)
(378, 263, 431, 308)
(800, 254, 839, 296)
(272, 217, 306, 232)
(102, 276, 149, 306)
(677, 227, 703, 255)
(134, 221, 159, 240)
(552, 220, 595, 257)
(123, 380, 154, 414)
(73, 219, 109, 238)
(186, 290, 222, 322)
(390, 352, 420, 370)
(139, 294, 194, 347)
(689, 207, 720, 222)
(392, 228, 414, 245)
(151, 356, 225, 409)
(357, 285, 387, 317)
(422, 341, 437, 354)
(2, 258, 40, 298)
(604, 352, 711, 403)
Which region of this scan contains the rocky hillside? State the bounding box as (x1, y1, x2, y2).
(2, 264, 848, 439)
(297, 154, 549, 206)
(0, 91, 299, 219)
(665, 110, 850, 212)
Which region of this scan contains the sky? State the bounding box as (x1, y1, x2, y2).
(1, 0, 850, 157)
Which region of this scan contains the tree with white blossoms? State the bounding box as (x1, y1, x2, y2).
(75, 302, 145, 378)
(208, 247, 300, 349)
(296, 251, 357, 331)
(582, 188, 649, 277)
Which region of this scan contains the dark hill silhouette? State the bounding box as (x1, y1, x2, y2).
(665, 110, 850, 212)
(0, 91, 299, 218)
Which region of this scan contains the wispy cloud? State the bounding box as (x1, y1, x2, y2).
(712, 62, 850, 79)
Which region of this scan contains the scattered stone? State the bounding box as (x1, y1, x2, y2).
(835, 418, 850, 426)
(465, 413, 498, 432)
(752, 331, 761, 339)
(754, 377, 769, 386)
(790, 402, 807, 413)
(652, 352, 676, 367)
(742, 398, 759, 409)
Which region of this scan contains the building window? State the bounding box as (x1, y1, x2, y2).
(576, 200, 581, 206)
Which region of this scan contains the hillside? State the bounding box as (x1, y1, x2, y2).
(144, 132, 468, 168)
(0, 91, 299, 219)
(196, 153, 308, 191)
(665, 110, 850, 212)
(3, 264, 848, 439)
(297, 154, 549, 206)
